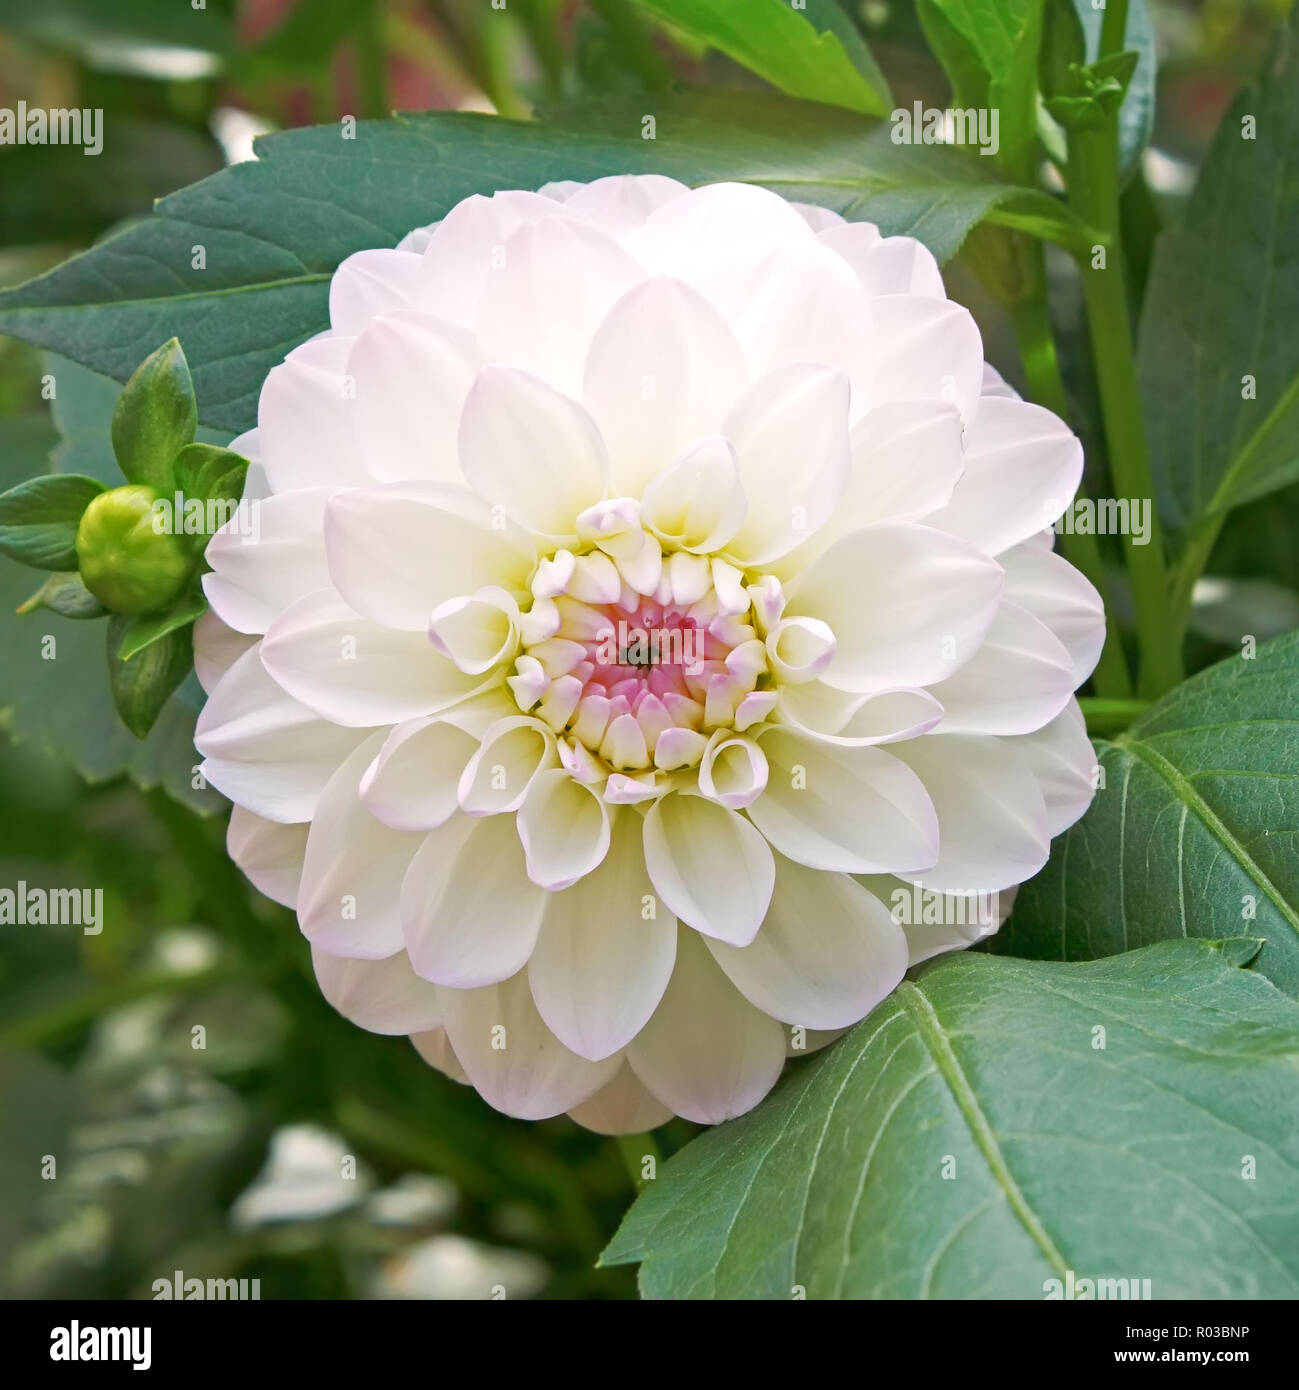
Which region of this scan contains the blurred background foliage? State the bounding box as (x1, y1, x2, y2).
(0, 0, 1293, 1299)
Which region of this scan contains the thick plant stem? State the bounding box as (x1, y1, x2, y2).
(426, 0, 530, 119)
(1100, 0, 1130, 58)
(355, 6, 391, 120)
(1009, 286, 1133, 699)
(1068, 126, 1182, 698)
(1079, 696, 1150, 738)
(615, 1132, 661, 1192)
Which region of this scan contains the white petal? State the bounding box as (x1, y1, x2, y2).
(298, 732, 426, 957)
(777, 682, 943, 746)
(836, 397, 965, 533)
(795, 202, 848, 232)
(438, 970, 619, 1120)
(428, 588, 520, 675)
(887, 733, 1050, 892)
(723, 363, 851, 564)
(640, 434, 748, 553)
(1006, 699, 1097, 837)
(325, 480, 534, 632)
(765, 616, 836, 684)
(748, 727, 939, 873)
(929, 599, 1077, 736)
(865, 295, 983, 425)
(476, 214, 644, 396)
(260, 588, 485, 726)
(583, 276, 748, 497)
(227, 806, 309, 908)
(193, 609, 256, 695)
(1000, 541, 1106, 685)
(718, 241, 874, 391)
(787, 523, 1003, 692)
(329, 248, 422, 335)
(401, 813, 548, 988)
(628, 928, 786, 1125)
(623, 182, 814, 281)
(981, 362, 1021, 400)
(708, 856, 908, 1029)
(194, 644, 376, 823)
(567, 1064, 673, 1135)
(256, 335, 366, 492)
(410, 1027, 469, 1084)
(347, 311, 483, 483)
(859, 874, 1011, 965)
(459, 366, 609, 538)
(516, 769, 611, 890)
(415, 189, 582, 328)
(203, 489, 332, 635)
(925, 396, 1083, 556)
(821, 227, 945, 298)
(560, 174, 690, 232)
(311, 945, 442, 1034)
(697, 733, 768, 810)
(642, 793, 774, 946)
(359, 700, 508, 831)
(528, 809, 677, 1060)
(457, 715, 557, 815)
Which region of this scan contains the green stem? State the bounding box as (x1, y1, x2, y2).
(1099, 0, 1130, 58)
(1169, 517, 1223, 634)
(590, 0, 672, 90)
(1008, 284, 1134, 699)
(354, 5, 390, 120)
(513, 0, 566, 102)
(1068, 125, 1181, 698)
(615, 1132, 661, 1192)
(1079, 695, 1150, 737)
(426, 0, 530, 119)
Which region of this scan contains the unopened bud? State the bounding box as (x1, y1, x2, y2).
(75, 485, 193, 616)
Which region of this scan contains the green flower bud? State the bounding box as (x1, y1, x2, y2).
(75, 485, 194, 616)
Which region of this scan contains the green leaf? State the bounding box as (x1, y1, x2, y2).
(16, 571, 106, 620)
(1139, 14, 1299, 546)
(0, 93, 1088, 434)
(107, 613, 193, 739)
(1072, 0, 1156, 180)
(0, 473, 103, 570)
(635, 0, 890, 116)
(998, 630, 1299, 999)
(0, 356, 226, 812)
(604, 939, 1299, 1299)
(115, 589, 208, 662)
(110, 337, 197, 492)
(916, 0, 1045, 176)
(172, 443, 248, 508)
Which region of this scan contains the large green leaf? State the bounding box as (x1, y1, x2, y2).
(0, 355, 227, 813)
(917, 0, 1044, 176)
(636, 0, 890, 116)
(998, 630, 1299, 998)
(0, 94, 1086, 434)
(1139, 15, 1299, 546)
(604, 938, 1299, 1299)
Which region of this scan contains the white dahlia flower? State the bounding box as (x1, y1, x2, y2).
(194, 177, 1103, 1131)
